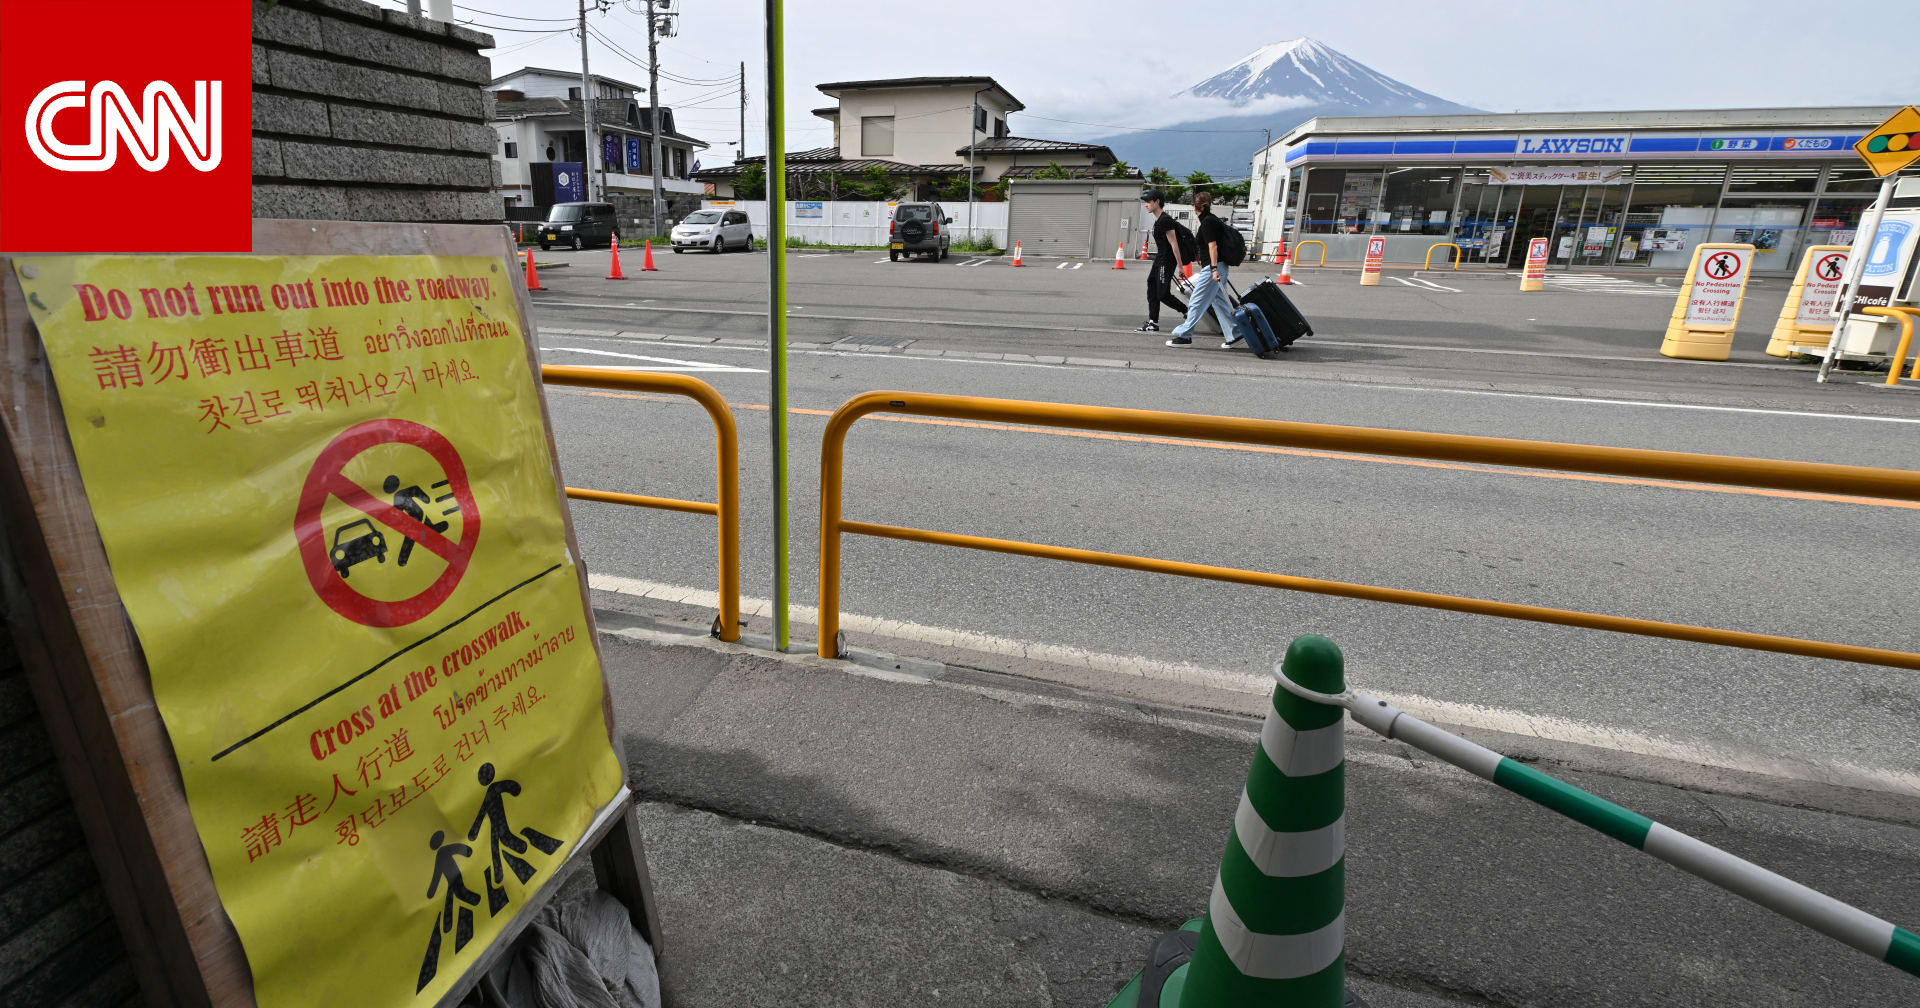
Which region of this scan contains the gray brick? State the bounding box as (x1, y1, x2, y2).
(267, 50, 437, 108)
(444, 22, 494, 48)
(253, 93, 329, 137)
(437, 81, 485, 120)
(280, 142, 477, 186)
(326, 105, 452, 148)
(379, 8, 445, 37)
(448, 122, 497, 155)
(344, 188, 431, 221)
(437, 190, 504, 220)
(440, 47, 493, 85)
(451, 158, 495, 188)
(251, 2, 322, 48)
(319, 13, 441, 68)
(298, 0, 391, 21)
(252, 138, 283, 177)
(253, 44, 271, 86)
(253, 183, 350, 220)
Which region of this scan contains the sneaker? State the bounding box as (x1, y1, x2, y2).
(1135, 320, 1159, 332)
(1164, 336, 1192, 347)
(1221, 337, 1240, 349)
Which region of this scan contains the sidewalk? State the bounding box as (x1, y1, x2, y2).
(599, 619, 1920, 1007)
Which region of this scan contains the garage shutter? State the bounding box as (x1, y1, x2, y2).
(1010, 191, 1092, 257)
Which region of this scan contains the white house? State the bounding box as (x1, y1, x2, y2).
(489, 66, 708, 225)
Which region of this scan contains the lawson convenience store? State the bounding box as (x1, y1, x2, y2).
(1249, 106, 1903, 275)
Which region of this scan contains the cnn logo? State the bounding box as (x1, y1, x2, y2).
(24, 79, 221, 172)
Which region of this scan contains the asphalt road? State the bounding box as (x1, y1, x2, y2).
(527, 247, 1920, 795)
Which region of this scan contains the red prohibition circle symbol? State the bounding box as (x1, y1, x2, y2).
(295, 419, 481, 627)
(1815, 253, 1846, 281)
(1704, 252, 1741, 279)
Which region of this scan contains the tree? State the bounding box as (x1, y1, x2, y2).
(1034, 161, 1072, 180)
(1106, 160, 1133, 179)
(731, 162, 766, 200)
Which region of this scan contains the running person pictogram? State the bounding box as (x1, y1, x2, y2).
(383, 474, 452, 567)
(1705, 252, 1741, 279)
(1815, 253, 1846, 282)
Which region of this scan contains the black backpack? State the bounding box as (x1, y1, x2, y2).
(1212, 215, 1247, 266)
(1168, 218, 1198, 261)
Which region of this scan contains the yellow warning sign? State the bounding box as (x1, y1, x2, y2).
(1855, 105, 1920, 177)
(9, 254, 622, 1008)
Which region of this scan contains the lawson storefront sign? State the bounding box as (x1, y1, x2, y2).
(1285, 130, 1868, 163)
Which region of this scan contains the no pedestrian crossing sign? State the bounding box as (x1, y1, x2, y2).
(1855, 106, 1920, 177)
(1684, 246, 1752, 326)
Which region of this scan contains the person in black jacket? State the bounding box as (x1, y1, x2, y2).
(1166, 190, 1236, 347)
(1136, 190, 1188, 333)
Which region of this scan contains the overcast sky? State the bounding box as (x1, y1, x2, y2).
(425, 0, 1919, 158)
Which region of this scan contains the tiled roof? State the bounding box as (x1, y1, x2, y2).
(957, 136, 1115, 157)
(695, 158, 970, 179)
(999, 165, 1144, 180)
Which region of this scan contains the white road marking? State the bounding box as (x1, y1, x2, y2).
(1393, 276, 1462, 293)
(873, 258, 892, 264)
(1352, 381, 1920, 425)
(544, 346, 764, 373)
(1547, 275, 1674, 297)
(586, 573, 1920, 797)
(796, 253, 834, 259)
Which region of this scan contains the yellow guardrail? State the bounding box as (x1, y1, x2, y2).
(540, 365, 741, 641)
(816, 391, 1920, 666)
(1294, 240, 1327, 267)
(1425, 242, 1462, 270)
(1865, 306, 1920, 386)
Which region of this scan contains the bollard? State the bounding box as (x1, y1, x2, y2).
(1358, 236, 1384, 286)
(1108, 635, 1356, 1007)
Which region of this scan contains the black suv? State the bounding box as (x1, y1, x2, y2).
(540, 201, 619, 250)
(890, 202, 951, 261)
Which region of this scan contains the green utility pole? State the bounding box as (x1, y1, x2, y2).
(762, 0, 790, 649)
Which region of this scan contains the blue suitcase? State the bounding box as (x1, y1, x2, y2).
(1233, 303, 1282, 359)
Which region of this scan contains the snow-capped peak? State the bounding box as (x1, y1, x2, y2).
(1181, 36, 1472, 114)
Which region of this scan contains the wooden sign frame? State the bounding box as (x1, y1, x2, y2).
(0, 220, 659, 1008)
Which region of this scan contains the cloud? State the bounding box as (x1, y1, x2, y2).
(1012, 86, 1317, 139)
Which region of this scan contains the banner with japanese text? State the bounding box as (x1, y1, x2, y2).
(11, 253, 622, 1007)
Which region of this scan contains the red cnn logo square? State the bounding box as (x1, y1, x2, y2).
(1, 0, 252, 253)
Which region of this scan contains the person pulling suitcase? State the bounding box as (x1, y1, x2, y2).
(1135, 190, 1192, 333)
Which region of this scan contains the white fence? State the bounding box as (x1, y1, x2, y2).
(701, 199, 1009, 247)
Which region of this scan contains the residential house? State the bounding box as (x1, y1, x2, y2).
(695, 76, 1132, 199)
(490, 67, 709, 227)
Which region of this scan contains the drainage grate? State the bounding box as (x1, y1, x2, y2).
(832, 335, 914, 350)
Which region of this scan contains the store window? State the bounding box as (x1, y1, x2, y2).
(1709, 197, 1809, 266)
(1821, 166, 1884, 194)
(1726, 164, 1820, 194)
(861, 116, 894, 157)
(1300, 168, 1382, 234)
(1807, 196, 1872, 248)
(1379, 167, 1459, 236)
(1618, 165, 1725, 269)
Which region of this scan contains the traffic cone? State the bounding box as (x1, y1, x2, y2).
(1138, 236, 1151, 260)
(1278, 254, 1294, 286)
(1104, 635, 1350, 1008)
(523, 248, 544, 291)
(607, 235, 626, 279)
(1113, 243, 1127, 270)
(1273, 241, 1286, 265)
(1010, 242, 1024, 266)
(642, 240, 658, 272)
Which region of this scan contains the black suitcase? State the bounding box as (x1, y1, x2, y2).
(1237, 279, 1311, 348)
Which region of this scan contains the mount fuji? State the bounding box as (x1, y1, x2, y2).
(1070, 38, 1481, 178)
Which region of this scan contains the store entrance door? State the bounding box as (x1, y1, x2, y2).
(1507, 187, 1565, 268)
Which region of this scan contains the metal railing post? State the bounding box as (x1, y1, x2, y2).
(1864, 307, 1920, 386)
(1424, 242, 1461, 271)
(540, 365, 740, 641)
(1295, 240, 1327, 267)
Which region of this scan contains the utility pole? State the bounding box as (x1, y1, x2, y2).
(1251, 127, 1270, 257)
(967, 86, 989, 244)
(646, 0, 669, 237)
(577, 0, 599, 201)
(738, 61, 747, 162)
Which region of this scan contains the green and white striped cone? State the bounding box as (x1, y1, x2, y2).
(1178, 634, 1349, 1007)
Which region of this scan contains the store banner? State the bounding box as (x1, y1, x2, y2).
(553, 162, 584, 202)
(602, 134, 623, 172)
(1487, 166, 1627, 186)
(10, 253, 623, 1008)
(625, 137, 643, 173)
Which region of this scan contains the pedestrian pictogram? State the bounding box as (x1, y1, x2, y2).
(1815, 252, 1846, 282)
(416, 762, 561, 991)
(296, 418, 481, 628)
(1704, 252, 1742, 280)
(1854, 106, 1920, 177)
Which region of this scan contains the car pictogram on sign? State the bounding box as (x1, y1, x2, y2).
(296, 418, 481, 628)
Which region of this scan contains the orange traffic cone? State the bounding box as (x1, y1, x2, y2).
(1137, 236, 1150, 259)
(607, 235, 626, 279)
(1278, 253, 1294, 285)
(642, 240, 658, 272)
(1010, 242, 1024, 266)
(524, 248, 544, 291)
(1112, 243, 1126, 269)
(1273, 241, 1285, 265)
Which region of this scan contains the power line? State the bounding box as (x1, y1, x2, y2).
(454, 4, 575, 22)
(585, 25, 734, 88)
(590, 18, 734, 84)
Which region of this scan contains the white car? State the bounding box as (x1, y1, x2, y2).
(672, 209, 753, 253)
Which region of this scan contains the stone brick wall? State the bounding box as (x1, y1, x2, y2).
(252, 0, 499, 222)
